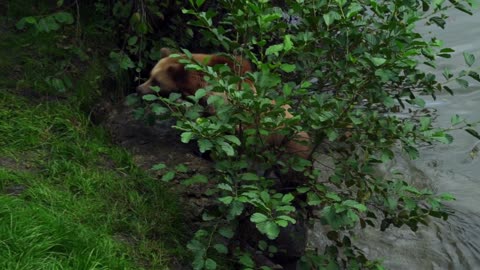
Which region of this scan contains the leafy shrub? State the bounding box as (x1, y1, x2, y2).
(135, 0, 480, 269)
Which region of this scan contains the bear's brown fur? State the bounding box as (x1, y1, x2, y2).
(136, 48, 251, 96)
(136, 48, 312, 160)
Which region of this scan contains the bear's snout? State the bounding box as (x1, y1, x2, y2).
(136, 83, 153, 96)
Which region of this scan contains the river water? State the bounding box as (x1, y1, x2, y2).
(308, 8, 480, 270)
(354, 8, 480, 270)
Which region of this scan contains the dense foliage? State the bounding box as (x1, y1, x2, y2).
(13, 0, 480, 269)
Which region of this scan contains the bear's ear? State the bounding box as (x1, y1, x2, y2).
(160, 48, 173, 57)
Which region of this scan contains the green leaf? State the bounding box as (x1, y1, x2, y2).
(213, 244, 228, 254)
(205, 258, 217, 270)
(456, 78, 469, 89)
(194, 88, 206, 100)
(258, 241, 267, 251)
(202, 212, 215, 221)
(50, 78, 66, 92)
(224, 135, 241, 146)
(283, 34, 293, 51)
(405, 145, 420, 160)
(151, 104, 168, 115)
(280, 63, 296, 73)
(277, 215, 296, 224)
(383, 96, 395, 108)
(242, 173, 259, 181)
(196, 0, 206, 7)
(169, 92, 182, 101)
(439, 193, 455, 201)
(149, 85, 160, 93)
(442, 68, 452, 80)
(412, 98, 426, 107)
(181, 132, 193, 143)
(17, 17, 37, 29)
(260, 13, 282, 24)
(220, 141, 235, 156)
(420, 117, 432, 131)
(370, 57, 387, 66)
(432, 132, 453, 144)
(455, 2, 473, 15)
(468, 71, 480, 82)
(125, 95, 140, 106)
(326, 192, 341, 202)
(161, 171, 175, 182)
(181, 49, 193, 59)
(346, 3, 363, 18)
(53, 12, 74, 24)
(192, 257, 205, 270)
(217, 183, 233, 192)
(349, 116, 362, 125)
(450, 114, 462, 126)
(182, 174, 208, 185)
(185, 63, 203, 71)
(36, 17, 60, 32)
(463, 52, 475, 67)
(219, 196, 233, 205)
(307, 192, 322, 206)
(265, 44, 284, 56)
(323, 12, 334, 26)
(117, 53, 134, 69)
(228, 200, 244, 218)
(190, 232, 206, 244)
(276, 220, 289, 227)
(198, 139, 213, 153)
(346, 209, 359, 224)
(261, 221, 280, 240)
(218, 227, 234, 239)
(175, 164, 188, 173)
(296, 187, 310, 193)
(276, 205, 295, 212)
(283, 83, 292, 96)
(326, 129, 339, 141)
(16, 19, 26, 30)
(238, 254, 255, 267)
(385, 197, 398, 211)
(323, 11, 341, 26)
(343, 200, 367, 212)
(281, 193, 295, 204)
(429, 16, 445, 28)
(260, 191, 270, 203)
(128, 36, 138, 45)
(250, 213, 269, 223)
(466, 128, 480, 140)
(381, 149, 394, 162)
(152, 163, 166, 170)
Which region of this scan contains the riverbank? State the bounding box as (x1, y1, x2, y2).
(0, 15, 189, 270)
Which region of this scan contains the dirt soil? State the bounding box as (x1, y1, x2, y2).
(95, 100, 216, 222)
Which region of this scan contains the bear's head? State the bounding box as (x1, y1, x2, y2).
(136, 48, 252, 97)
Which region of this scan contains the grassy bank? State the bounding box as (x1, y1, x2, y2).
(0, 8, 188, 270)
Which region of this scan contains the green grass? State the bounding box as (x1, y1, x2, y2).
(0, 7, 189, 269)
(0, 195, 131, 269)
(0, 91, 188, 269)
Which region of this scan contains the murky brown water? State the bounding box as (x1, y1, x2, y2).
(355, 8, 480, 270)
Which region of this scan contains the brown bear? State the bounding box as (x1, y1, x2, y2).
(136, 48, 312, 160)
